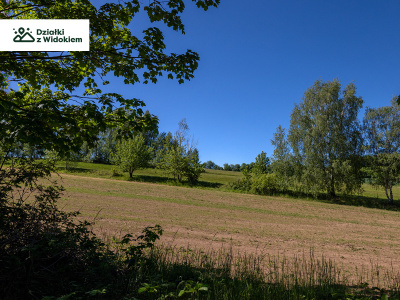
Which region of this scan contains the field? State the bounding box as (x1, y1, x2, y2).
(52, 163, 400, 284)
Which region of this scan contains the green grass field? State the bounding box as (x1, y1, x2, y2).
(55, 161, 244, 188)
(55, 160, 400, 207)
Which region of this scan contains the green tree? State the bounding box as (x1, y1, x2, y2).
(363, 97, 400, 203)
(288, 79, 364, 198)
(252, 151, 270, 175)
(112, 134, 152, 178)
(204, 160, 216, 169)
(223, 163, 232, 171)
(185, 148, 204, 184)
(271, 125, 293, 191)
(157, 119, 203, 183)
(1, 0, 219, 157)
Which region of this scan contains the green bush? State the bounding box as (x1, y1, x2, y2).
(229, 168, 252, 192)
(250, 173, 279, 195)
(0, 158, 163, 299)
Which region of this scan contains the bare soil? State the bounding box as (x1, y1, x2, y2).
(55, 174, 400, 275)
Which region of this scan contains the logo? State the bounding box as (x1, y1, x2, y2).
(0, 20, 89, 51)
(13, 27, 35, 42)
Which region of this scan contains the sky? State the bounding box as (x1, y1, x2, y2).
(17, 0, 400, 167)
(120, 0, 400, 166)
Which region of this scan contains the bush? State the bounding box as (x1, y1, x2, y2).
(0, 158, 163, 299)
(250, 173, 279, 195)
(229, 168, 252, 192)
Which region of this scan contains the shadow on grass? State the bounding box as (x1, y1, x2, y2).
(322, 195, 400, 211)
(56, 167, 93, 173)
(128, 175, 223, 189)
(278, 190, 400, 212)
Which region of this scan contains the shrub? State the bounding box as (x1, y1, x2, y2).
(229, 168, 252, 192)
(0, 158, 163, 299)
(250, 173, 279, 195)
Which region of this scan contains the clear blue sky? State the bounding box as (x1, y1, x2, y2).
(122, 0, 400, 166)
(37, 1, 400, 166)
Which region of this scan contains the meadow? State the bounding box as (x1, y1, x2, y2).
(49, 162, 400, 298)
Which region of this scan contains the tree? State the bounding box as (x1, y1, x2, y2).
(240, 163, 248, 172)
(1, 0, 220, 157)
(287, 79, 364, 198)
(112, 134, 152, 178)
(252, 151, 270, 175)
(157, 119, 203, 183)
(232, 164, 241, 172)
(363, 97, 400, 203)
(271, 125, 293, 191)
(223, 163, 232, 171)
(204, 160, 216, 169)
(185, 148, 204, 184)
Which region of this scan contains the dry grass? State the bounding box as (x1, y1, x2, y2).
(52, 173, 400, 279)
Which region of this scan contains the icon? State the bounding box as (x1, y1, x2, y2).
(13, 27, 35, 42)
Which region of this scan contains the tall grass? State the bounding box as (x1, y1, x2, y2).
(132, 244, 400, 299)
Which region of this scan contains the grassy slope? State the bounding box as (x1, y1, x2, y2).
(56, 161, 244, 188)
(56, 161, 400, 204)
(55, 172, 400, 276)
(50, 162, 400, 297)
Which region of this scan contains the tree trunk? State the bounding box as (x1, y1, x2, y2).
(388, 181, 394, 204)
(384, 177, 393, 204)
(329, 172, 336, 198)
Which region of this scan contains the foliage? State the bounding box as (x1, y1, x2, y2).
(222, 162, 252, 172)
(0, 158, 166, 299)
(1, 0, 219, 157)
(112, 134, 153, 178)
(85, 129, 118, 164)
(204, 160, 217, 169)
(223, 163, 232, 171)
(185, 148, 205, 184)
(250, 173, 279, 195)
(363, 98, 400, 203)
(287, 79, 364, 198)
(0, 158, 113, 299)
(271, 125, 294, 192)
(252, 151, 270, 175)
(136, 245, 399, 300)
(157, 119, 204, 183)
(1, 1, 219, 298)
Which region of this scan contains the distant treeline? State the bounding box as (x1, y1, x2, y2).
(203, 161, 256, 172)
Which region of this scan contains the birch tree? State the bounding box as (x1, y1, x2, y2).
(287, 79, 364, 198)
(363, 97, 400, 203)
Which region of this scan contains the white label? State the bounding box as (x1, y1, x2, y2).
(0, 19, 89, 51)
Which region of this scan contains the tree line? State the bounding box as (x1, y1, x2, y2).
(267, 79, 400, 203)
(11, 118, 205, 184)
(227, 80, 400, 204)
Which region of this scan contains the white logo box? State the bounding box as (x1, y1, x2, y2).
(0, 19, 89, 51)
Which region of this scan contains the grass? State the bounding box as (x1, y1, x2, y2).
(124, 243, 400, 299)
(54, 161, 400, 212)
(24, 161, 400, 298)
(55, 173, 400, 280)
(55, 161, 242, 189)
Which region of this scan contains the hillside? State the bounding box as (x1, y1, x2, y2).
(55, 172, 400, 277)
